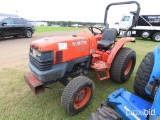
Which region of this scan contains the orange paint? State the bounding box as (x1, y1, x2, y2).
(74, 87, 91, 109)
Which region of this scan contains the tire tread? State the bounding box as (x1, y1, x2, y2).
(61, 76, 95, 115)
(110, 47, 136, 83)
(134, 52, 154, 98)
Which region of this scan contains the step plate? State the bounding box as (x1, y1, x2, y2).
(91, 61, 108, 70)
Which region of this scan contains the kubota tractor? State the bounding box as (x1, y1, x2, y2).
(24, 1, 140, 115)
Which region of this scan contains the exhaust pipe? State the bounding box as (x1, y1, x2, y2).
(24, 73, 45, 95)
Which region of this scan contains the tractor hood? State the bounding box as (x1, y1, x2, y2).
(30, 35, 90, 52)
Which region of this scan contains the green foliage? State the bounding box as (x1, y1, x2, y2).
(0, 37, 158, 120)
(45, 20, 103, 27)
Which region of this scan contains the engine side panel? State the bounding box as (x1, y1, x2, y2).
(53, 33, 97, 64)
(54, 39, 89, 64)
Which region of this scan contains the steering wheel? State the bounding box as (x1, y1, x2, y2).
(88, 26, 103, 35)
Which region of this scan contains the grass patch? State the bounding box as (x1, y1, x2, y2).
(35, 26, 84, 33)
(0, 37, 158, 120)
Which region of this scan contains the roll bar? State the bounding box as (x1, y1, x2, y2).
(104, 1, 141, 37)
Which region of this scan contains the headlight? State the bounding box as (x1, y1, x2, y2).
(30, 47, 41, 58)
(30, 47, 53, 61)
(36, 51, 41, 57)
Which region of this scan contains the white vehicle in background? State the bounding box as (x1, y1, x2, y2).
(116, 11, 160, 42)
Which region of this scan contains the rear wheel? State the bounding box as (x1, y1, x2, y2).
(134, 52, 154, 98)
(110, 48, 136, 83)
(151, 32, 160, 42)
(61, 76, 95, 115)
(25, 29, 32, 38)
(89, 106, 122, 120)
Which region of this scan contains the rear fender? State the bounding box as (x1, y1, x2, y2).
(106, 37, 135, 67)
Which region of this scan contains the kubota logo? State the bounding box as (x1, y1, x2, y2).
(72, 40, 87, 46)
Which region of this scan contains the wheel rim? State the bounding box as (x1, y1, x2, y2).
(142, 32, 150, 38)
(74, 87, 91, 109)
(124, 59, 132, 75)
(155, 34, 160, 41)
(27, 30, 32, 37)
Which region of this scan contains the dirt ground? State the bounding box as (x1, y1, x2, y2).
(0, 30, 89, 71)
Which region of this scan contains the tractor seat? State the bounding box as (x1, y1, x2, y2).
(97, 28, 117, 50)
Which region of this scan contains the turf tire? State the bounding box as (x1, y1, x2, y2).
(110, 48, 136, 83)
(61, 76, 95, 115)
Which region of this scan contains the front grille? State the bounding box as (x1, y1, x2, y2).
(29, 54, 52, 71)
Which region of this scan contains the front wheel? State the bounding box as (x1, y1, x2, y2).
(61, 76, 95, 115)
(110, 48, 136, 83)
(25, 29, 32, 38)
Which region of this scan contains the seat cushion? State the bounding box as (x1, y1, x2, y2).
(97, 40, 114, 48)
(102, 28, 117, 41)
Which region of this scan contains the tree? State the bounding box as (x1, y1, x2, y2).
(67, 21, 72, 27)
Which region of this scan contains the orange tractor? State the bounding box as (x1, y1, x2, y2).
(24, 1, 140, 115)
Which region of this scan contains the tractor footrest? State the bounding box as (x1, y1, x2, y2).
(24, 73, 45, 95)
(91, 61, 109, 81)
(91, 61, 109, 70)
(92, 53, 102, 63)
